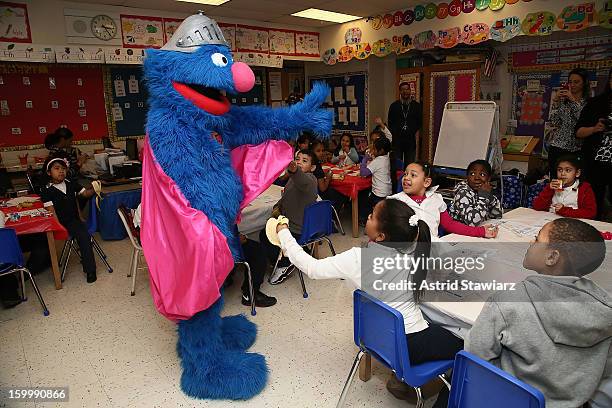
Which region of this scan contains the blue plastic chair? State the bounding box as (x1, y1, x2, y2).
(337, 290, 453, 408)
(59, 197, 113, 282)
(448, 351, 545, 408)
(0, 228, 49, 316)
(271, 200, 336, 298)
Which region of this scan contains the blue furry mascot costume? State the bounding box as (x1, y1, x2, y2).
(141, 12, 331, 400)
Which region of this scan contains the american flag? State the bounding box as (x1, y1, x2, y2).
(484, 48, 499, 78)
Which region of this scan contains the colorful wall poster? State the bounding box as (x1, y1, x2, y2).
(556, 3, 596, 32)
(0, 1, 31, 43)
(269, 29, 295, 55)
(236, 25, 269, 53)
(490, 16, 521, 41)
(120, 15, 165, 48)
(295, 31, 320, 56)
(163, 18, 183, 42)
(219, 23, 236, 51)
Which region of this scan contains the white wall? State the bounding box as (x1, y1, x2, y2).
(22, 0, 317, 46)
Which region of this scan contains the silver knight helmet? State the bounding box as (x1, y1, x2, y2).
(161, 11, 228, 52)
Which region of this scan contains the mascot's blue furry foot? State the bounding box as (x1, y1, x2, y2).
(177, 303, 268, 400)
(221, 314, 257, 350)
(180, 348, 268, 400)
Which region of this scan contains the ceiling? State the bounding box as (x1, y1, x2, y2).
(67, 0, 422, 27)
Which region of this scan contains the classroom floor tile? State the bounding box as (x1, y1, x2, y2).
(0, 215, 438, 408)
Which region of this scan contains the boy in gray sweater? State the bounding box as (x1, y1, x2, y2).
(260, 149, 318, 285)
(466, 218, 611, 408)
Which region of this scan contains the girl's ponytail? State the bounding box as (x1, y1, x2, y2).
(412, 219, 432, 303)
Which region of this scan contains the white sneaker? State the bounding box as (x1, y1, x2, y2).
(269, 265, 294, 285)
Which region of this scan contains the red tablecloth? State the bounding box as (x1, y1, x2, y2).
(1, 196, 68, 240)
(325, 164, 372, 200)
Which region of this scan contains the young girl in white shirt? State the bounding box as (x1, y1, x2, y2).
(275, 198, 462, 408)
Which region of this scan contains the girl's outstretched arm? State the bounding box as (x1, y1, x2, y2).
(277, 228, 361, 287)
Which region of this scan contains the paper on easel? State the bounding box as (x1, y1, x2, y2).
(334, 86, 344, 103)
(349, 106, 359, 123)
(346, 85, 356, 103)
(526, 80, 540, 92)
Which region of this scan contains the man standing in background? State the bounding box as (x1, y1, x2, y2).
(387, 82, 422, 165)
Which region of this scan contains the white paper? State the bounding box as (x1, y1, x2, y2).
(78, 109, 86, 117)
(526, 80, 540, 92)
(22, 76, 30, 85)
(112, 107, 124, 121)
(11, 127, 21, 135)
(39, 126, 47, 133)
(334, 86, 344, 103)
(337, 107, 347, 124)
(0, 76, 3, 84)
(51, 101, 58, 109)
(25, 101, 32, 108)
(78, 99, 85, 108)
(128, 79, 139, 94)
(349, 106, 359, 123)
(82, 123, 89, 131)
(114, 80, 126, 97)
(346, 85, 356, 103)
(1, 109, 9, 116)
(241, 97, 247, 103)
(77, 78, 83, 86)
(268, 72, 282, 101)
(124, 102, 130, 109)
(49, 77, 56, 89)
(0, 100, 8, 109)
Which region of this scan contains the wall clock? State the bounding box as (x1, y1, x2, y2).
(91, 14, 117, 41)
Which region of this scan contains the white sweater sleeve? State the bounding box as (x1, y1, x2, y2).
(382, 126, 392, 142)
(278, 228, 362, 288)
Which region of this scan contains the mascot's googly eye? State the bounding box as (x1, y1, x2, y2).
(211, 53, 228, 67)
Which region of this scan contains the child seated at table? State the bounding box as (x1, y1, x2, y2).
(331, 132, 359, 166)
(311, 140, 346, 210)
(389, 161, 498, 239)
(296, 133, 312, 151)
(466, 218, 610, 408)
(272, 199, 463, 408)
(260, 149, 318, 285)
(40, 155, 99, 283)
(359, 136, 393, 222)
(532, 154, 597, 219)
(449, 160, 502, 226)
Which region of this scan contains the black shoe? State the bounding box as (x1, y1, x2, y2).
(241, 291, 277, 308)
(86, 273, 97, 283)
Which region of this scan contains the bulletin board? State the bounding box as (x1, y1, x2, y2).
(309, 72, 368, 139)
(0, 62, 108, 150)
(228, 68, 266, 106)
(511, 67, 610, 155)
(107, 66, 148, 138)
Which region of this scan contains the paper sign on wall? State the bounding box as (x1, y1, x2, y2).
(338, 107, 348, 124)
(334, 86, 344, 103)
(346, 85, 356, 103)
(349, 106, 359, 123)
(112, 107, 124, 121)
(128, 78, 139, 93)
(114, 80, 126, 97)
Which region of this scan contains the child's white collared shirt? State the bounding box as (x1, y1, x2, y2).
(551, 179, 579, 210)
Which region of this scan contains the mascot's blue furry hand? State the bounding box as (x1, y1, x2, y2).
(290, 82, 333, 138)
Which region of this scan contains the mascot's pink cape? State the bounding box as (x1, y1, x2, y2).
(141, 139, 293, 321)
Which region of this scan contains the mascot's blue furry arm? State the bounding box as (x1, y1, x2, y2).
(142, 12, 332, 402)
(222, 82, 332, 148)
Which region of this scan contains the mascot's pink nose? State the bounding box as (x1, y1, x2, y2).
(231, 62, 255, 93)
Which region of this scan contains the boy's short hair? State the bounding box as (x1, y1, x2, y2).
(555, 153, 582, 171)
(549, 218, 606, 276)
(54, 127, 73, 140)
(297, 149, 318, 165)
(44, 132, 61, 149)
(399, 82, 410, 89)
(467, 159, 492, 176)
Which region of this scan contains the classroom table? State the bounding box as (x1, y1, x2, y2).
(0, 196, 68, 290)
(324, 164, 372, 238)
(97, 183, 142, 240)
(238, 184, 282, 236)
(422, 207, 612, 332)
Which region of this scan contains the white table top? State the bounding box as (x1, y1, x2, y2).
(238, 184, 282, 236)
(423, 207, 612, 326)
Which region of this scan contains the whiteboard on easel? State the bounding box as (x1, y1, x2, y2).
(434, 102, 498, 171)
